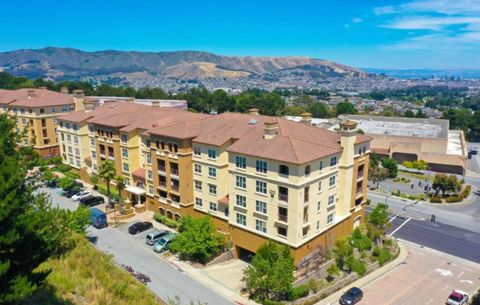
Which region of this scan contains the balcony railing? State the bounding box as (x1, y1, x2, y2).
(278, 214, 288, 223)
(278, 193, 288, 202)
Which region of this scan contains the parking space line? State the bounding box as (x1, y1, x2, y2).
(389, 217, 412, 237)
(457, 271, 464, 278)
(389, 215, 398, 223)
(426, 298, 434, 305)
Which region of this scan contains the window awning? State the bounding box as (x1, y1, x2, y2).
(125, 186, 146, 195)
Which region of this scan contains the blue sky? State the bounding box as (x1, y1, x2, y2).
(1, 0, 480, 69)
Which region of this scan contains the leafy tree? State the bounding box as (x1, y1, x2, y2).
(415, 109, 427, 118)
(332, 239, 353, 270)
(292, 95, 315, 108)
(404, 109, 415, 118)
(381, 158, 398, 178)
(412, 160, 428, 170)
(242, 241, 295, 301)
(59, 177, 76, 191)
(349, 227, 373, 253)
(370, 153, 379, 168)
(326, 263, 340, 278)
(433, 174, 461, 196)
(369, 166, 388, 189)
(257, 92, 285, 116)
(98, 160, 116, 208)
(307, 102, 331, 118)
(283, 105, 306, 116)
(169, 216, 225, 264)
(335, 101, 357, 115)
(366, 204, 390, 246)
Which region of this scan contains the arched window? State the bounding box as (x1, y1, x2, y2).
(161, 141, 165, 150)
(173, 144, 178, 153)
(155, 140, 160, 149)
(305, 165, 311, 176)
(168, 143, 173, 152)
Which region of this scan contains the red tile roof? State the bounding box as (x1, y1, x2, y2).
(0, 88, 74, 107)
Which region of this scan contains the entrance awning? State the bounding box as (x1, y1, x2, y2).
(125, 185, 146, 195)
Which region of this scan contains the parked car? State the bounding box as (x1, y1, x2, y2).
(44, 179, 57, 188)
(153, 233, 177, 253)
(446, 290, 469, 305)
(72, 190, 91, 201)
(80, 195, 105, 207)
(128, 222, 153, 234)
(145, 229, 170, 246)
(339, 287, 363, 305)
(90, 207, 108, 229)
(65, 188, 82, 198)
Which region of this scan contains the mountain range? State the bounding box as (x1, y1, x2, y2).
(0, 47, 366, 83)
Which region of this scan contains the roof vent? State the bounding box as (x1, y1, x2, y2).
(248, 118, 258, 125)
(264, 121, 278, 140)
(249, 108, 260, 115)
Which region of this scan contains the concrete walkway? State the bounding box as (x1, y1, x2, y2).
(319, 242, 408, 305)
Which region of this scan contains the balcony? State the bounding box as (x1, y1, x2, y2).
(171, 168, 179, 177)
(277, 214, 288, 223)
(157, 165, 166, 175)
(357, 171, 364, 181)
(278, 193, 288, 203)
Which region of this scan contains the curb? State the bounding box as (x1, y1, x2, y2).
(320, 242, 408, 305)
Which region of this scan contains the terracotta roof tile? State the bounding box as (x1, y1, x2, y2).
(0, 88, 74, 107)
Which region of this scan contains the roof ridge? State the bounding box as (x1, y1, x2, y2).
(286, 136, 301, 163)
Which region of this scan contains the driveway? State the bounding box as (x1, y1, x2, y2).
(360, 242, 480, 305)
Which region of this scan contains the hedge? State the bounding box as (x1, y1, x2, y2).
(430, 197, 442, 203)
(288, 284, 309, 300)
(446, 196, 462, 203)
(461, 185, 471, 198)
(154, 213, 178, 229)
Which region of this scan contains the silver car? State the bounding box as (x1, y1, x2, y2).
(145, 229, 169, 246)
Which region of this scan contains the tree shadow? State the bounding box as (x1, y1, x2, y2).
(22, 284, 76, 305)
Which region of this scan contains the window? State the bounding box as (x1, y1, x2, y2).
(121, 134, 128, 143)
(279, 165, 289, 176)
(278, 206, 288, 222)
(329, 175, 336, 187)
(147, 170, 153, 180)
(256, 180, 267, 194)
(66, 123, 70, 129)
(256, 160, 267, 173)
(318, 181, 322, 192)
(123, 163, 129, 173)
(255, 200, 267, 214)
(317, 201, 321, 212)
(316, 221, 320, 231)
(148, 185, 154, 194)
(305, 165, 311, 176)
(236, 195, 246, 208)
(91, 151, 96, 158)
(328, 195, 335, 206)
(256, 219, 267, 233)
(208, 184, 217, 195)
(146, 154, 152, 164)
(122, 148, 128, 158)
(195, 198, 203, 207)
(209, 202, 217, 212)
(194, 180, 202, 191)
(236, 213, 246, 226)
(208, 167, 217, 178)
(193, 146, 201, 156)
(304, 186, 309, 203)
(76, 160, 81, 167)
(67, 134, 71, 142)
(40, 108, 45, 114)
(51, 107, 56, 113)
(74, 136, 79, 144)
(90, 138, 95, 146)
(277, 226, 287, 237)
(235, 156, 246, 169)
(330, 156, 337, 167)
(75, 148, 80, 156)
(20, 108, 25, 114)
(236, 175, 246, 189)
(73, 124, 78, 131)
(194, 164, 202, 174)
(68, 146, 72, 153)
(207, 149, 217, 159)
(327, 212, 335, 224)
(21, 118, 26, 124)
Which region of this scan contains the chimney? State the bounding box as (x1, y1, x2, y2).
(60, 87, 69, 94)
(263, 120, 278, 140)
(73, 90, 85, 111)
(300, 112, 312, 125)
(27, 89, 36, 99)
(84, 98, 95, 112)
(151, 101, 160, 108)
(249, 108, 260, 116)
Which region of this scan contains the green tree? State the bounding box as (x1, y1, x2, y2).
(169, 216, 225, 264)
(283, 105, 306, 116)
(349, 227, 373, 253)
(370, 153, 379, 168)
(369, 166, 388, 189)
(415, 109, 427, 118)
(59, 177, 76, 191)
(335, 101, 357, 115)
(366, 204, 390, 246)
(98, 160, 116, 208)
(307, 102, 331, 118)
(332, 239, 353, 270)
(292, 95, 315, 108)
(257, 92, 285, 116)
(381, 158, 398, 178)
(242, 241, 295, 301)
(404, 109, 415, 117)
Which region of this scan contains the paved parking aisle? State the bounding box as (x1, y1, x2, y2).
(360, 242, 480, 305)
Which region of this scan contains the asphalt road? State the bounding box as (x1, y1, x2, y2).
(89, 224, 233, 305)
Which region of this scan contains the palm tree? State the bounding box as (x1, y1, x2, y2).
(114, 175, 126, 212)
(98, 160, 116, 208)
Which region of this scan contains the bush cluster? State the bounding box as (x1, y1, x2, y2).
(373, 247, 392, 266)
(288, 284, 310, 300)
(445, 196, 462, 203)
(430, 196, 442, 203)
(154, 213, 178, 229)
(460, 185, 471, 198)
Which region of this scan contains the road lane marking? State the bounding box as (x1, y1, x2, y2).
(457, 271, 464, 278)
(389, 215, 398, 223)
(426, 298, 434, 305)
(389, 217, 411, 237)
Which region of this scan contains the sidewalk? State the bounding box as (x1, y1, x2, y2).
(319, 242, 408, 305)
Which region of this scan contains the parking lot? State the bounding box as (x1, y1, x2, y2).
(360, 242, 480, 305)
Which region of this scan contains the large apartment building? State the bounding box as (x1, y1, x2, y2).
(58, 101, 371, 264)
(0, 88, 76, 157)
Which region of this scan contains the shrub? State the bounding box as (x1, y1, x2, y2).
(402, 161, 413, 168)
(407, 195, 417, 200)
(471, 289, 480, 305)
(90, 174, 99, 185)
(461, 185, 471, 198)
(262, 300, 285, 305)
(288, 284, 309, 300)
(55, 163, 71, 173)
(326, 263, 340, 278)
(307, 279, 319, 293)
(445, 196, 462, 203)
(373, 247, 392, 266)
(48, 155, 63, 165)
(365, 199, 371, 206)
(64, 170, 80, 180)
(349, 259, 366, 276)
(154, 212, 178, 229)
(430, 196, 442, 203)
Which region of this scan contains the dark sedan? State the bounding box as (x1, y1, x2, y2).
(128, 222, 153, 234)
(339, 287, 363, 305)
